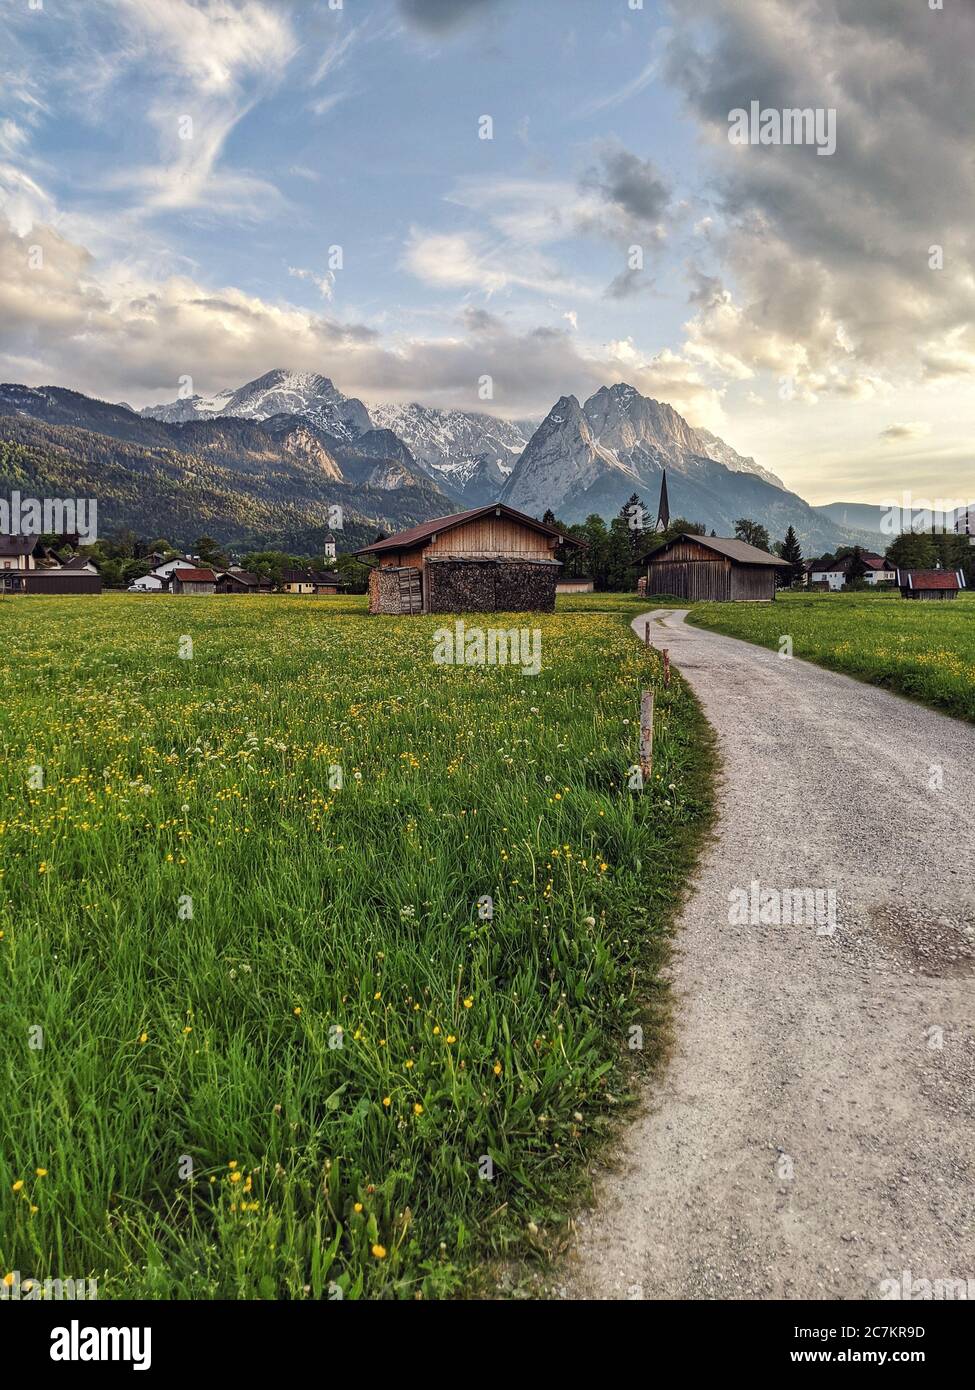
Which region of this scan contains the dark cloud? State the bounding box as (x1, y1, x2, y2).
(398, 0, 503, 36)
(664, 0, 975, 391)
(582, 146, 670, 226)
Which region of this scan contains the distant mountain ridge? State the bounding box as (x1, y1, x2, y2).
(1, 370, 877, 552)
(0, 383, 450, 551)
(142, 369, 790, 510)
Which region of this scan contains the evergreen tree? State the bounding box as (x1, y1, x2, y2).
(606, 516, 637, 591)
(780, 525, 804, 586)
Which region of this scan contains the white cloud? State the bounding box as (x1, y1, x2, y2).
(0, 120, 29, 158)
(288, 265, 336, 302)
(576, 57, 659, 119)
(401, 227, 584, 299)
(114, 0, 297, 95)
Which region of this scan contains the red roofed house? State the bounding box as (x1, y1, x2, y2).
(354, 504, 585, 615)
(896, 569, 965, 600)
(171, 567, 217, 595)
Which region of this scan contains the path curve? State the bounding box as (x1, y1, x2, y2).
(567, 609, 975, 1300)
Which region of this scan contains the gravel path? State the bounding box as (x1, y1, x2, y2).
(567, 608, 975, 1301)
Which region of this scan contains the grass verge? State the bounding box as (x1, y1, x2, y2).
(688, 590, 975, 723)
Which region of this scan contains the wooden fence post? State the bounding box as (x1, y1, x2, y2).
(663, 648, 671, 688)
(640, 689, 654, 783)
(644, 620, 650, 648)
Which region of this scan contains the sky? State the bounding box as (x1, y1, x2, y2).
(0, 0, 973, 505)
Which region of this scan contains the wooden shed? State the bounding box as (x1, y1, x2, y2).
(4, 570, 102, 595)
(171, 567, 217, 595)
(896, 568, 964, 600)
(642, 533, 790, 602)
(354, 504, 585, 615)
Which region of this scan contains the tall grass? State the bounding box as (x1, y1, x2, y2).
(0, 594, 710, 1298)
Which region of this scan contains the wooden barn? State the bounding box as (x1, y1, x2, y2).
(896, 568, 965, 600)
(354, 504, 584, 615)
(171, 567, 217, 595)
(642, 533, 790, 602)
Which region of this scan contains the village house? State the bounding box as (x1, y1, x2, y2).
(806, 551, 895, 589)
(0, 538, 102, 593)
(215, 568, 270, 594)
(171, 567, 217, 595)
(896, 568, 965, 600)
(279, 568, 345, 595)
(129, 557, 201, 592)
(0, 536, 36, 572)
(556, 576, 595, 594)
(354, 503, 584, 615)
(280, 568, 317, 595)
(642, 532, 790, 602)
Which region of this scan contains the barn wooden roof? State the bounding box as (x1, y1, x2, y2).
(643, 533, 791, 566)
(353, 504, 585, 557)
(896, 569, 962, 590)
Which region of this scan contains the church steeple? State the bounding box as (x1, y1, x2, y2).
(655, 469, 670, 533)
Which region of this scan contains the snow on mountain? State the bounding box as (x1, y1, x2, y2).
(368, 401, 527, 501)
(142, 370, 372, 441)
(139, 370, 781, 505)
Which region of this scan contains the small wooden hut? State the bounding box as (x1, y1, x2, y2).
(642, 533, 790, 602)
(354, 504, 584, 615)
(171, 567, 217, 595)
(896, 569, 964, 600)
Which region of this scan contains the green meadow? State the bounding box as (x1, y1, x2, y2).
(689, 590, 975, 722)
(0, 593, 710, 1299)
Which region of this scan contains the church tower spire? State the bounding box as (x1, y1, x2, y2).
(655, 469, 670, 533)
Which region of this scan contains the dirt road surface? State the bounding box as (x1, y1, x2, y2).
(567, 609, 975, 1300)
